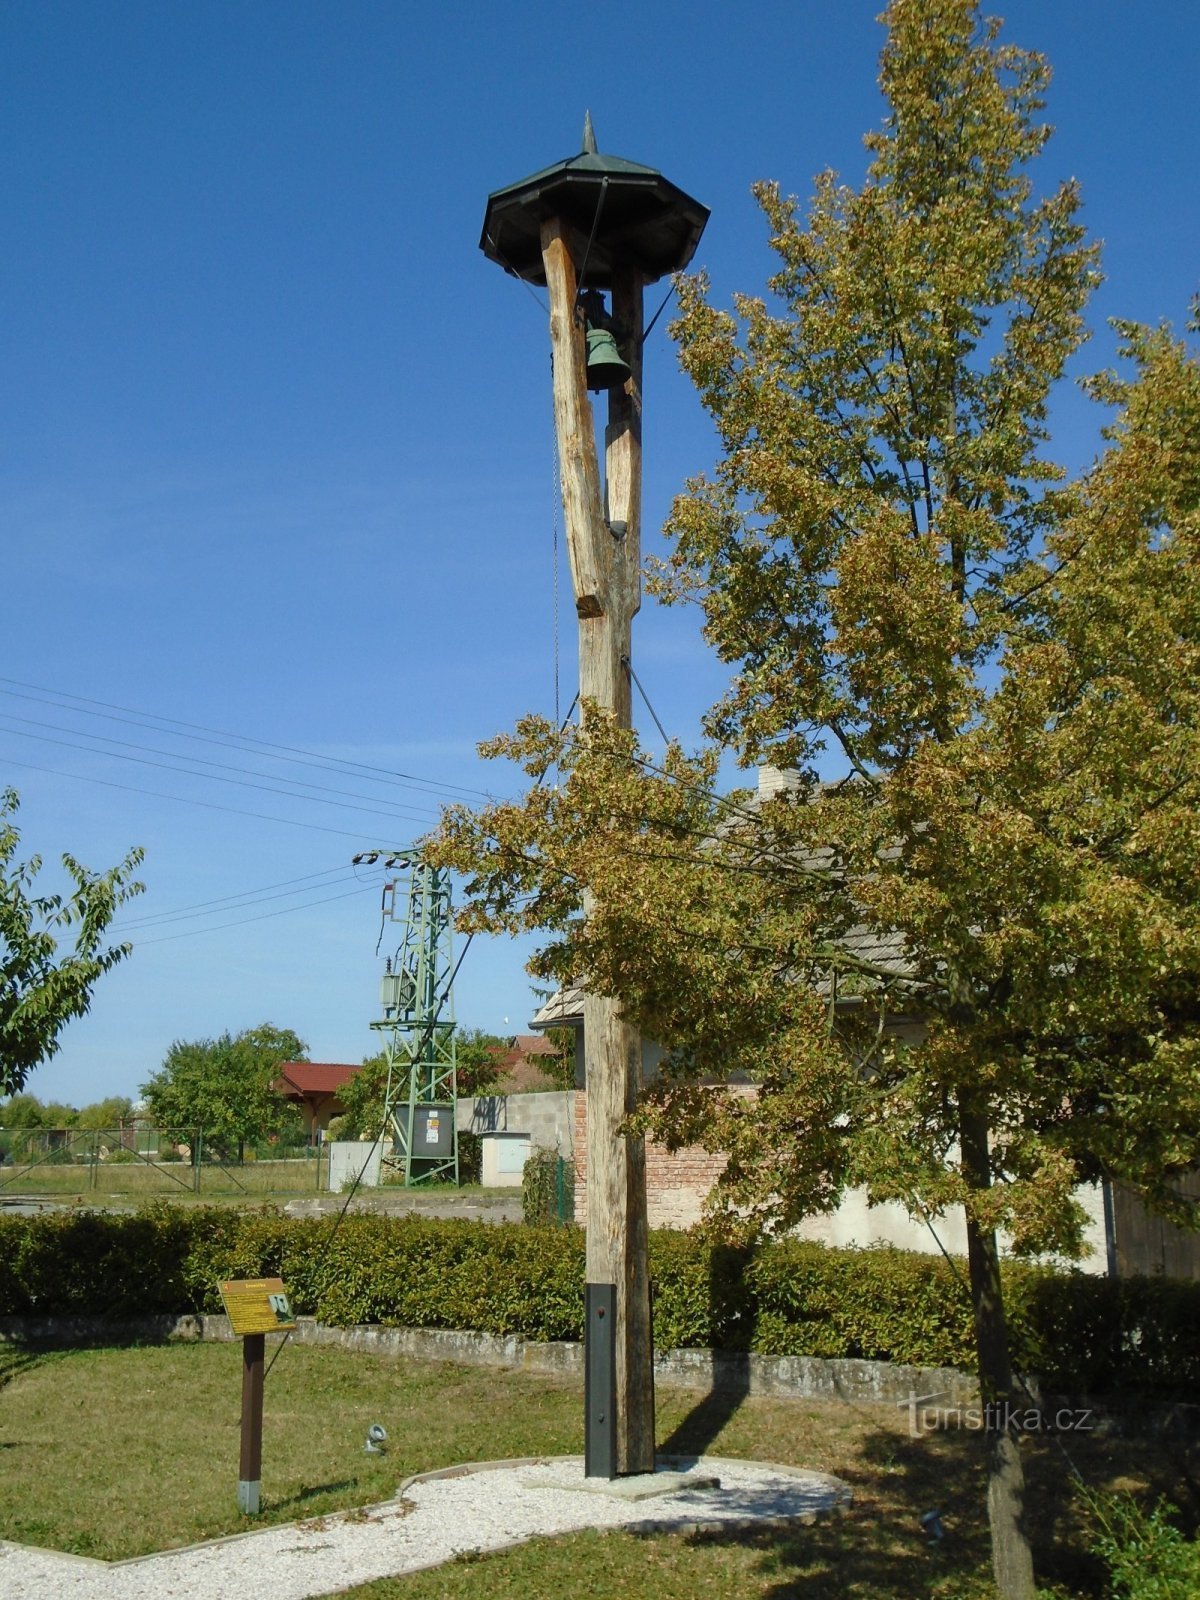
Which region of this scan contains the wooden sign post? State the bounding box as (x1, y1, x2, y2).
(481, 121, 708, 1477)
(239, 1331, 265, 1515)
(219, 1277, 297, 1513)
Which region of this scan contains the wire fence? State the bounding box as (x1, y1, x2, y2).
(0, 1126, 326, 1198)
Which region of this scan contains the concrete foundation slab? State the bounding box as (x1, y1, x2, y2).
(527, 1465, 721, 1501)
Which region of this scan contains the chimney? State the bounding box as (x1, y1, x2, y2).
(757, 765, 803, 800)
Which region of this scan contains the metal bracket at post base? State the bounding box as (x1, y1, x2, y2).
(237, 1479, 261, 1514)
(584, 1282, 617, 1479)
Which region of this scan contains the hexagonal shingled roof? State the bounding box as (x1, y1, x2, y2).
(480, 117, 709, 290)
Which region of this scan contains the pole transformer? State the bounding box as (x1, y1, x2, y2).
(369, 857, 459, 1186)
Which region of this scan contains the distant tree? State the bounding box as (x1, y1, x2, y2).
(0, 788, 144, 1097)
(454, 1028, 508, 1097)
(140, 1023, 306, 1159)
(536, 1029, 576, 1091)
(520, 987, 577, 1092)
(0, 1091, 78, 1128)
(336, 1050, 388, 1140)
(75, 1095, 135, 1131)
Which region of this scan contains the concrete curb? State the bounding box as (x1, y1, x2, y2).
(0, 1312, 979, 1407)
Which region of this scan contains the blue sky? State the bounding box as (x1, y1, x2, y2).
(3, 1, 1197, 1108)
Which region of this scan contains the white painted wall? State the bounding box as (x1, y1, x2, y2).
(791, 1182, 1109, 1272)
(480, 1132, 533, 1187)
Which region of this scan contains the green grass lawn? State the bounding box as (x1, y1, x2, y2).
(0, 1338, 1194, 1597)
(0, 1153, 325, 1200)
(0, 1166, 516, 1206)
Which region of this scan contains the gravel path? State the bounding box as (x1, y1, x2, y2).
(0, 1456, 849, 1600)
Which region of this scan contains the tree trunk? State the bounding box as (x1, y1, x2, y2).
(960, 1101, 1037, 1600)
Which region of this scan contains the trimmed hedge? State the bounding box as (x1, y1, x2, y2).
(2, 1205, 1199, 1395)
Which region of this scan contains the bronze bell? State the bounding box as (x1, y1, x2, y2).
(581, 291, 631, 391)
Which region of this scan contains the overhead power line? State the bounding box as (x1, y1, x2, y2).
(0, 719, 438, 826)
(1, 756, 398, 841)
(0, 676, 495, 802)
(115, 864, 386, 931)
(0, 709, 444, 818)
(126, 882, 378, 946)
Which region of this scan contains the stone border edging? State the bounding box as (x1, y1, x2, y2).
(0, 1311, 978, 1407)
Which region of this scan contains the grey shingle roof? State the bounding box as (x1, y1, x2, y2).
(530, 984, 587, 1029)
(529, 768, 916, 1030)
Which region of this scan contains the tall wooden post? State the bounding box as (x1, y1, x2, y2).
(481, 119, 706, 1480)
(541, 220, 655, 1476)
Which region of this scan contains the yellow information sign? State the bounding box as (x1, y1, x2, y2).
(218, 1277, 297, 1336)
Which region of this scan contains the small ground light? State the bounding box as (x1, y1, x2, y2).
(920, 1510, 945, 1543)
(364, 1423, 388, 1455)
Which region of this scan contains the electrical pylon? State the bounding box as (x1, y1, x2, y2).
(360, 853, 459, 1186)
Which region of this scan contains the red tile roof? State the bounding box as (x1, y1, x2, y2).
(276, 1061, 360, 1097)
(509, 1033, 557, 1057)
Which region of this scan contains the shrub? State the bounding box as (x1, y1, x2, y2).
(0, 1203, 199, 1318)
(746, 1240, 979, 1366)
(522, 1149, 573, 1226)
(2, 1207, 1200, 1394)
(1088, 1494, 1200, 1600)
(457, 1131, 482, 1185)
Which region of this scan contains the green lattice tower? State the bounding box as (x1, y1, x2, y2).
(371, 861, 458, 1186)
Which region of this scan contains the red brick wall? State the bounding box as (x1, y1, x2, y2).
(572, 1091, 731, 1230)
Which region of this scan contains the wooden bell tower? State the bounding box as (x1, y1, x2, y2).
(481, 117, 708, 1477)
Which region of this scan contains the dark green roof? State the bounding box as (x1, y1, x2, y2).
(487, 148, 666, 202)
(480, 136, 708, 290)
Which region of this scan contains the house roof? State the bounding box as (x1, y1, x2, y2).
(529, 767, 914, 1032)
(275, 1061, 360, 1097)
(531, 985, 587, 1030)
(509, 1032, 556, 1056)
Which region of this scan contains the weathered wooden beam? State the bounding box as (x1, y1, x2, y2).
(541, 218, 607, 619)
(540, 224, 654, 1479)
(605, 264, 644, 599)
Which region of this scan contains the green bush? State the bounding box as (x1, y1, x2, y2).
(457, 1131, 482, 1185)
(0, 1204, 199, 1318)
(1089, 1494, 1200, 1600)
(3, 1207, 1200, 1393)
(522, 1149, 574, 1225)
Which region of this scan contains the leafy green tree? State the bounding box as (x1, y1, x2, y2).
(0, 1091, 78, 1128)
(140, 1023, 306, 1159)
(526, 987, 577, 1091)
(75, 1095, 135, 1131)
(1, 788, 144, 1097)
(527, 1027, 575, 1092)
(455, 1028, 508, 1097)
(335, 1049, 388, 1140)
(431, 6, 1200, 1595)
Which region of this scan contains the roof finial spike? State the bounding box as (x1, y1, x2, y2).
(582, 110, 598, 154)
